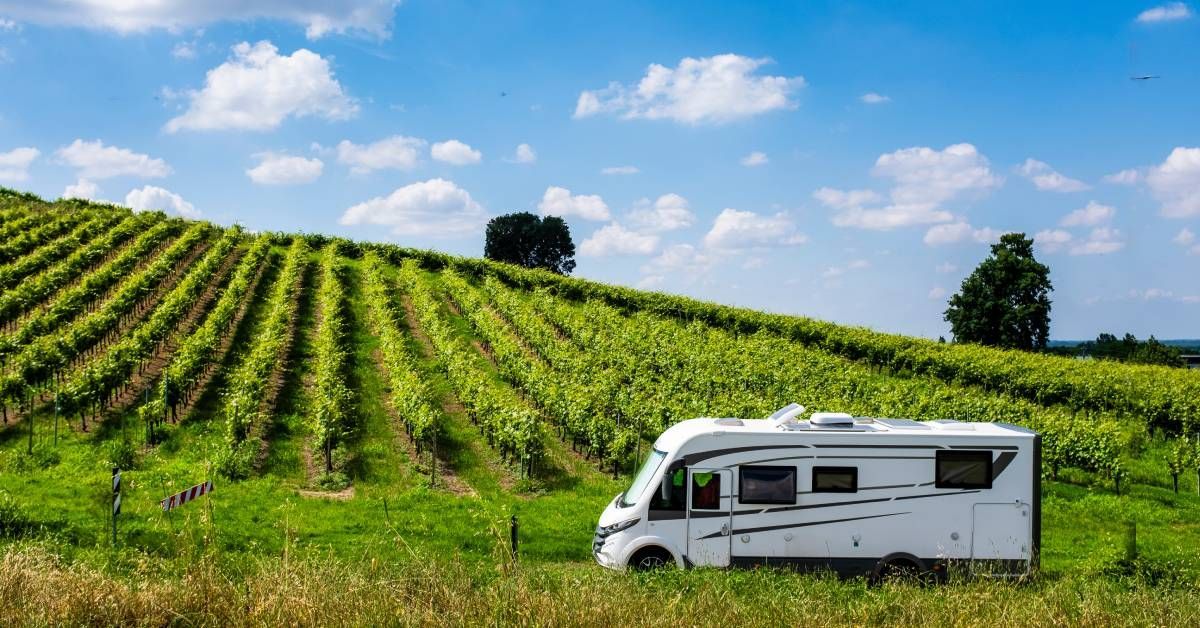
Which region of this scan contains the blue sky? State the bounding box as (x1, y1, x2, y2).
(0, 1, 1197, 339)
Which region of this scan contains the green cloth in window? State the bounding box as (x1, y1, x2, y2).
(693, 472, 713, 488)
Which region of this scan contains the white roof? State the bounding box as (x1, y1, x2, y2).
(653, 414, 1035, 454)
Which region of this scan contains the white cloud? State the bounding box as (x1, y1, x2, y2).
(55, 139, 170, 179)
(0, 147, 39, 182)
(740, 151, 768, 167)
(636, 275, 665, 290)
(1104, 168, 1140, 185)
(0, 1, 396, 39)
(928, 286, 947, 300)
(431, 139, 482, 166)
(1070, 227, 1124, 255)
(627, 193, 694, 232)
(1136, 2, 1193, 23)
(1017, 158, 1089, 192)
(860, 92, 891, 104)
(537, 186, 610, 221)
(703, 208, 807, 250)
(336, 136, 425, 174)
(935, 262, 958, 274)
(822, 259, 870, 279)
(339, 178, 486, 237)
(62, 178, 99, 200)
(742, 256, 766, 270)
(579, 223, 660, 257)
(124, 185, 199, 218)
(574, 53, 804, 125)
(0, 18, 17, 31)
(512, 143, 536, 164)
(1145, 147, 1200, 218)
(245, 152, 323, 185)
(164, 41, 357, 133)
(171, 41, 196, 59)
(1034, 228, 1074, 253)
(818, 143, 1001, 230)
(924, 221, 1005, 246)
(601, 165, 639, 175)
(1060, 201, 1115, 227)
(1174, 227, 1195, 246)
(641, 244, 718, 276)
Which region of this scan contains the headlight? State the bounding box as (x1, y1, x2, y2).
(600, 518, 640, 535)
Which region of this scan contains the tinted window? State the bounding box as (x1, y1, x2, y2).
(691, 472, 721, 510)
(739, 466, 796, 504)
(812, 466, 858, 493)
(936, 450, 993, 489)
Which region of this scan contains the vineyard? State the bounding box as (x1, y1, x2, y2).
(0, 189, 1197, 623)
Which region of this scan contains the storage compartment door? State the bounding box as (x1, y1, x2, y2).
(971, 502, 1031, 571)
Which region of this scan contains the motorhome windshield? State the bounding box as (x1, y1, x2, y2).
(618, 449, 666, 508)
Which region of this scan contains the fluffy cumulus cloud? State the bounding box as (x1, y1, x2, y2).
(627, 193, 694, 232)
(740, 151, 768, 167)
(0, 147, 39, 182)
(0, 1, 397, 39)
(1060, 201, 1115, 227)
(860, 92, 891, 104)
(55, 139, 170, 179)
(1070, 227, 1125, 255)
(574, 53, 804, 125)
(124, 185, 199, 218)
(817, 144, 1000, 230)
(1174, 227, 1196, 246)
(1033, 228, 1074, 253)
(923, 222, 1005, 246)
(928, 286, 947, 300)
(1017, 158, 1089, 192)
(601, 165, 639, 175)
(431, 139, 482, 165)
(579, 223, 660, 257)
(641, 244, 717, 276)
(1104, 168, 1140, 185)
(62, 178, 100, 200)
(1145, 147, 1200, 218)
(822, 259, 870, 279)
(512, 143, 536, 164)
(537, 186, 610, 221)
(245, 152, 323, 185)
(164, 41, 357, 133)
(1136, 2, 1193, 23)
(336, 135, 425, 174)
(703, 208, 807, 250)
(339, 178, 486, 237)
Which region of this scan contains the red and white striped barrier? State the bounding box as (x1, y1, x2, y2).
(160, 480, 213, 511)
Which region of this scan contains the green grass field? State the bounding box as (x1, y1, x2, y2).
(0, 192, 1198, 626)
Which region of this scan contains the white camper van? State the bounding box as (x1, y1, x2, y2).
(593, 404, 1040, 581)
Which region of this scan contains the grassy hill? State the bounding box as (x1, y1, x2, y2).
(0, 189, 1197, 625)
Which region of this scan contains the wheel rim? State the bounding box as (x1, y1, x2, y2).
(637, 555, 666, 570)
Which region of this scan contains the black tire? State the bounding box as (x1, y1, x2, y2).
(871, 557, 923, 586)
(629, 547, 673, 571)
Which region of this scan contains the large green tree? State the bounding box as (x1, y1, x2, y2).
(484, 212, 576, 275)
(944, 232, 1052, 350)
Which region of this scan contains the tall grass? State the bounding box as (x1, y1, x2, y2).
(0, 545, 1196, 627)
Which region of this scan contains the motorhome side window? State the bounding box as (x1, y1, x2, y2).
(936, 450, 993, 489)
(739, 466, 796, 504)
(812, 466, 858, 493)
(691, 472, 721, 510)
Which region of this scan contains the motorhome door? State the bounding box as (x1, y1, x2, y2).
(686, 468, 732, 567)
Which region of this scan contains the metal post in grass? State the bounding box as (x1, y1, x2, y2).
(111, 467, 121, 546)
(53, 391, 59, 448)
(1123, 520, 1137, 563)
(510, 514, 519, 563)
(27, 388, 34, 455)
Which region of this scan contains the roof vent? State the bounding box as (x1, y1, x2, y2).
(713, 417, 744, 427)
(810, 412, 854, 427)
(767, 403, 806, 427)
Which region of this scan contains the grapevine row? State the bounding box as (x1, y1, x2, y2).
(397, 261, 543, 474)
(56, 230, 243, 425)
(149, 236, 272, 422)
(220, 238, 308, 477)
(0, 210, 90, 265)
(360, 252, 440, 446)
(311, 243, 353, 473)
(0, 223, 210, 406)
(0, 211, 124, 290)
(0, 213, 174, 340)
